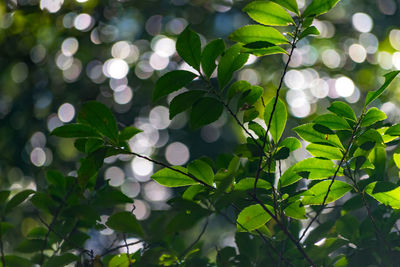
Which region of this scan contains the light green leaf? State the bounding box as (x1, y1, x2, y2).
(201, 39, 225, 79)
(394, 153, 400, 169)
(361, 107, 387, 127)
(190, 97, 224, 129)
(153, 70, 197, 101)
(264, 97, 287, 143)
(229, 25, 289, 45)
(365, 71, 400, 106)
(217, 44, 249, 89)
(109, 253, 135, 267)
(306, 143, 343, 160)
(43, 253, 79, 267)
(5, 190, 35, 213)
(279, 137, 301, 152)
(243, 1, 295, 26)
(327, 101, 357, 122)
(152, 167, 197, 187)
(119, 126, 142, 141)
(188, 159, 214, 186)
(235, 178, 271, 191)
(77, 101, 119, 143)
(385, 124, 400, 136)
(176, 26, 201, 71)
(303, 0, 341, 18)
(302, 180, 352, 205)
(357, 129, 385, 148)
(284, 201, 307, 220)
(293, 123, 344, 150)
(241, 44, 288, 56)
(237, 204, 273, 231)
(365, 182, 400, 209)
(51, 124, 101, 138)
(299, 26, 320, 40)
(313, 114, 352, 131)
(169, 90, 206, 119)
(271, 0, 299, 15)
(378, 127, 398, 143)
(106, 211, 144, 236)
(280, 158, 338, 187)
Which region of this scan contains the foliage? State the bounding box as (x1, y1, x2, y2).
(1, 0, 400, 266)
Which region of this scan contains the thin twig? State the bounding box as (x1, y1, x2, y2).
(0, 222, 6, 267)
(179, 216, 209, 259)
(123, 234, 132, 267)
(100, 240, 144, 257)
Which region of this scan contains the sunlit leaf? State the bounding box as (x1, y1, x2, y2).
(152, 167, 197, 187)
(306, 143, 343, 160)
(237, 204, 273, 231)
(361, 107, 387, 127)
(188, 159, 214, 186)
(218, 44, 249, 89)
(234, 178, 271, 191)
(298, 26, 320, 39)
(365, 181, 400, 209)
(313, 114, 351, 131)
(153, 70, 197, 101)
(169, 90, 206, 119)
(365, 71, 400, 106)
(294, 123, 344, 150)
(327, 101, 357, 122)
(303, 0, 341, 17)
(284, 201, 306, 220)
(271, 0, 299, 15)
(201, 39, 225, 79)
(385, 124, 400, 136)
(229, 25, 289, 45)
(264, 97, 287, 143)
(190, 97, 224, 129)
(279, 137, 301, 152)
(243, 1, 295, 26)
(241, 44, 288, 56)
(176, 26, 201, 71)
(106, 211, 144, 236)
(302, 180, 352, 205)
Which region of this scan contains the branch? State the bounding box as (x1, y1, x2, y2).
(100, 240, 144, 257)
(0, 222, 5, 267)
(179, 216, 209, 259)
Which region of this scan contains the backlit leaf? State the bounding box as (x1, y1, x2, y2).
(302, 180, 352, 205)
(243, 1, 295, 26)
(365, 182, 400, 209)
(5, 189, 35, 213)
(237, 204, 273, 231)
(284, 201, 307, 220)
(279, 137, 301, 152)
(218, 44, 249, 89)
(385, 124, 400, 136)
(294, 123, 344, 150)
(365, 71, 400, 106)
(153, 70, 197, 101)
(264, 97, 287, 143)
(306, 143, 343, 160)
(271, 0, 299, 15)
(229, 25, 289, 45)
(299, 26, 320, 40)
(313, 114, 351, 131)
(327, 101, 357, 122)
(361, 107, 387, 127)
(188, 159, 214, 186)
(303, 0, 341, 17)
(152, 167, 197, 187)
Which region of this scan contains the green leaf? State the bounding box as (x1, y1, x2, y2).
(228, 80, 252, 99)
(241, 44, 288, 56)
(303, 0, 341, 17)
(43, 253, 79, 267)
(153, 70, 197, 101)
(279, 137, 301, 152)
(77, 148, 107, 188)
(264, 97, 287, 143)
(284, 201, 306, 220)
(313, 114, 352, 131)
(51, 124, 100, 138)
(169, 90, 206, 119)
(93, 185, 133, 207)
(217, 44, 249, 89)
(243, 1, 295, 26)
(190, 97, 223, 129)
(394, 153, 400, 169)
(5, 190, 35, 213)
(294, 123, 344, 150)
(357, 129, 385, 148)
(45, 170, 66, 190)
(182, 185, 207, 201)
(306, 143, 343, 160)
(201, 39, 225, 79)
(229, 25, 289, 45)
(335, 214, 359, 241)
(106, 211, 144, 236)
(15, 239, 46, 253)
(360, 107, 387, 127)
(299, 26, 320, 40)
(0, 255, 31, 267)
(77, 101, 119, 143)
(235, 178, 271, 191)
(119, 126, 142, 141)
(239, 85, 263, 107)
(187, 159, 214, 186)
(302, 180, 352, 205)
(327, 101, 357, 122)
(384, 124, 400, 136)
(0, 222, 14, 235)
(152, 166, 197, 187)
(280, 158, 338, 187)
(271, 0, 299, 15)
(109, 254, 135, 267)
(176, 26, 201, 71)
(0, 191, 10, 205)
(365, 182, 400, 209)
(365, 71, 400, 106)
(237, 204, 273, 231)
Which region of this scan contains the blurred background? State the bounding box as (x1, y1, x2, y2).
(1, 0, 400, 257)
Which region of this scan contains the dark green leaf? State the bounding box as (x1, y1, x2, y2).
(26, 227, 47, 239)
(77, 101, 119, 143)
(85, 138, 104, 154)
(5, 190, 35, 213)
(243, 1, 295, 26)
(217, 44, 249, 89)
(306, 143, 343, 160)
(43, 253, 79, 267)
(229, 25, 289, 45)
(299, 26, 320, 40)
(190, 97, 223, 129)
(302, 180, 352, 205)
(187, 159, 214, 186)
(152, 166, 197, 187)
(0, 255, 31, 267)
(365, 71, 400, 106)
(51, 124, 100, 138)
(327, 101, 357, 122)
(313, 114, 352, 131)
(119, 126, 142, 141)
(77, 148, 107, 188)
(274, 147, 290, 160)
(93, 185, 133, 207)
(303, 0, 341, 17)
(45, 170, 66, 190)
(271, 0, 299, 15)
(169, 90, 206, 119)
(0, 222, 14, 235)
(15, 239, 46, 253)
(336, 214, 359, 241)
(264, 97, 287, 143)
(153, 70, 197, 101)
(182, 185, 207, 201)
(0, 191, 10, 205)
(201, 39, 225, 79)
(176, 26, 202, 71)
(106, 211, 144, 236)
(227, 80, 252, 99)
(237, 204, 273, 231)
(294, 123, 344, 149)
(238, 85, 263, 107)
(248, 121, 266, 139)
(365, 182, 400, 208)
